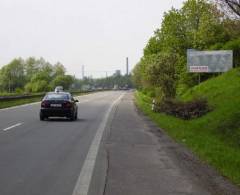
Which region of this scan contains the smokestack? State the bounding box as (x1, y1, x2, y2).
(82, 65, 85, 79)
(126, 57, 129, 75)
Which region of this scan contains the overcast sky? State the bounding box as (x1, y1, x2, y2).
(0, 0, 184, 78)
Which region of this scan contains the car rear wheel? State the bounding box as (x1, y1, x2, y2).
(70, 112, 75, 121)
(40, 112, 45, 121)
(75, 111, 78, 120)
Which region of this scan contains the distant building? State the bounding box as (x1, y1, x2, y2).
(113, 84, 118, 90)
(114, 70, 121, 77)
(81, 84, 91, 91)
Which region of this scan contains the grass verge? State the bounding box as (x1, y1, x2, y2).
(135, 68, 240, 186)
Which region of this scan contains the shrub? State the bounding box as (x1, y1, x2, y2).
(147, 90, 155, 98)
(24, 83, 33, 93)
(15, 88, 24, 94)
(154, 98, 211, 120)
(25, 80, 51, 93)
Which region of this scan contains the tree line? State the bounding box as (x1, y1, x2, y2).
(74, 74, 132, 90)
(0, 57, 74, 94)
(0, 57, 132, 94)
(132, 0, 240, 101)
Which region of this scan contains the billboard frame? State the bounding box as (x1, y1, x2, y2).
(187, 49, 233, 73)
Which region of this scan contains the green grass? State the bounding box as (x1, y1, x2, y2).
(135, 68, 240, 186)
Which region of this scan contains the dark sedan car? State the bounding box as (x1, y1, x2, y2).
(40, 92, 78, 121)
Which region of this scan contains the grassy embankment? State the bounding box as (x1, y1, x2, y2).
(135, 68, 240, 186)
(0, 91, 90, 109)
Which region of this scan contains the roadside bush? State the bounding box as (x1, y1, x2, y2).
(25, 80, 51, 93)
(24, 83, 33, 93)
(147, 90, 155, 98)
(154, 98, 211, 120)
(50, 75, 74, 90)
(141, 88, 155, 97)
(15, 88, 24, 94)
(155, 87, 165, 103)
(145, 52, 177, 98)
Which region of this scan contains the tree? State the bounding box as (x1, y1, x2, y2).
(0, 56, 71, 93)
(0, 58, 25, 92)
(156, 8, 186, 54)
(145, 53, 177, 98)
(25, 80, 50, 93)
(180, 0, 227, 49)
(51, 75, 74, 90)
(25, 57, 39, 82)
(53, 62, 66, 77)
(143, 35, 162, 56)
(132, 0, 237, 97)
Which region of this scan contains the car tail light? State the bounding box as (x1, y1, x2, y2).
(63, 101, 72, 108)
(41, 100, 50, 108)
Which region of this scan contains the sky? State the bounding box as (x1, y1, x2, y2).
(0, 0, 184, 78)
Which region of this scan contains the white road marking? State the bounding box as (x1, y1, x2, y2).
(3, 123, 23, 131)
(76, 94, 113, 105)
(0, 102, 40, 111)
(78, 100, 90, 104)
(72, 93, 125, 195)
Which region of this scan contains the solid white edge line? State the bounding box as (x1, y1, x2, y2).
(72, 93, 125, 195)
(3, 123, 23, 131)
(0, 102, 41, 111)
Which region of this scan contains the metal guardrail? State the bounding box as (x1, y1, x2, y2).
(0, 93, 45, 101)
(0, 90, 104, 101)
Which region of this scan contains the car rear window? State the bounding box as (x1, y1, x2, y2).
(45, 94, 70, 100)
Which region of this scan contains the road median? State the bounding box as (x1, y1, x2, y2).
(0, 90, 101, 109)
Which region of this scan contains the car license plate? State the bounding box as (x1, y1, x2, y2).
(51, 104, 62, 107)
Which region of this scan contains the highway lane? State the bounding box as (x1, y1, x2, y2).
(0, 91, 124, 195)
(1, 90, 237, 195)
(0, 92, 111, 132)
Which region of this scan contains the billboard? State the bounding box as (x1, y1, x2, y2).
(187, 50, 233, 73)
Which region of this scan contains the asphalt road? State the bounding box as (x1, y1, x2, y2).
(0, 91, 124, 195)
(0, 91, 239, 195)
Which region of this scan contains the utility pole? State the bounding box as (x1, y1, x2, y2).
(126, 57, 129, 76)
(82, 65, 85, 79)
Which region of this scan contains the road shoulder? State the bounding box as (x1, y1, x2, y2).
(89, 92, 240, 195)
